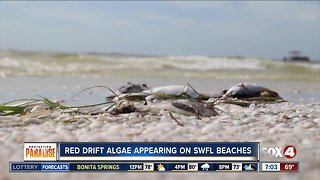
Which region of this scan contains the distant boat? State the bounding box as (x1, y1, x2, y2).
(283, 50, 310, 62)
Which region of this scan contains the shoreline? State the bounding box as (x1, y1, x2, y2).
(1, 77, 319, 104)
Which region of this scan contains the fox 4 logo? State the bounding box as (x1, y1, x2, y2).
(261, 145, 297, 159)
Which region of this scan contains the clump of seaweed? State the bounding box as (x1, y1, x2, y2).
(0, 92, 114, 116)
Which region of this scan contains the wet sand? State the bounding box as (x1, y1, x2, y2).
(1, 77, 319, 103)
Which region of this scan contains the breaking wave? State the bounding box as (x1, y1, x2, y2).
(0, 50, 319, 80)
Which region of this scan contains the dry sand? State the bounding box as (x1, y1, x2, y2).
(0, 77, 319, 180)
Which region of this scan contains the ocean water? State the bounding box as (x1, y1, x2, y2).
(0, 51, 319, 104)
(1, 50, 319, 80)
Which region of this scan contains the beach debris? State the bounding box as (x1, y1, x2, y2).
(171, 101, 219, 117)
(0, 105, 27, 116)
(221, 83, 282, 100)
(30, 105, 46, 113)
(0, 99, 44, 116)
(143, 84, 203, 99)
(109, 99, 218, 117)
(0, 96, 113, 116)
(22, 109, 51, 119)
(0, 82, 288, 121)
(168, 112, 184, 126)
(42, 98, 68, 109)
(215, 99, 251, 107)
(111, 100, 136, 115)
(118, 82, 150, 94)
(109, 83, 208, 107)
(278, 113, 290, 122)
(111, 92, 148, 102)
(106, 82, 150, 100)
(146, 100, 218, 117)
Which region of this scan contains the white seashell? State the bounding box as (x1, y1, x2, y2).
(313, 117, 320, 124)
(233, 120, 244, 125)
(302, 121, 316, 128)
(30, 105, 45, 113)
(89, 120, 103, 129)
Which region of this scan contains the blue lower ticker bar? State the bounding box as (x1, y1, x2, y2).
(10, 162, 41, 172)
(40, 163, 70, 172)
(10, 162, 70, 172)
(9, 162, 259, 172)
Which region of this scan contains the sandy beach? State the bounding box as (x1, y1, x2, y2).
(1, 49, 319, 180)
(1, 1, 319, 179)
(1, 76, 320, 180)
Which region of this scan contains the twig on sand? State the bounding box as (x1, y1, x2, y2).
(69, 85, 119, 100)
(169, 111, 184, 127)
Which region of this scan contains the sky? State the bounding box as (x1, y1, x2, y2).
(0, 1, 319, 59)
